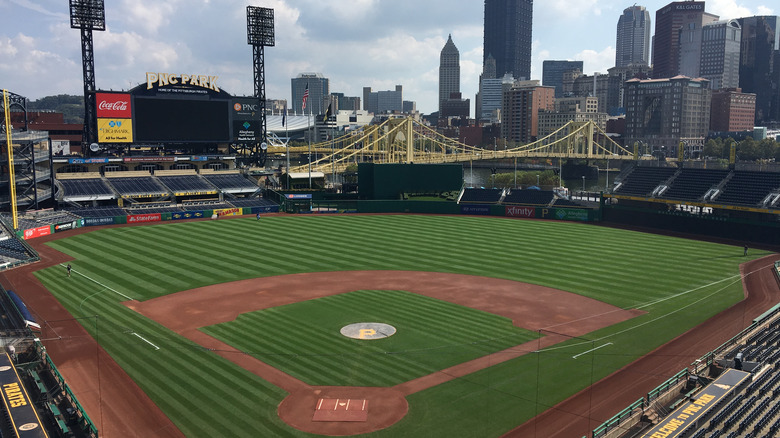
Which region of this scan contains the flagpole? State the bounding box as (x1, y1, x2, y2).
(284, 107, 290, 190)
(308, 104, 312, 189)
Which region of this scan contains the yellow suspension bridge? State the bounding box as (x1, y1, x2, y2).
(271, 117, 636, 174)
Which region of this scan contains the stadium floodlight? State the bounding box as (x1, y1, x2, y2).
(69, 0, 106, 31)
(246, 6, 275, 47)
(242, 6, 274, 167)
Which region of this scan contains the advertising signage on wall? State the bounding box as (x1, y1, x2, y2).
(98, 118, 133, 143)
(96, 93, 132, 118)
(233, 120, 260, 142)
(232, 98, 261, 120)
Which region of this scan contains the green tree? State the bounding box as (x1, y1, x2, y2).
(703, 138, 724, 158)
(737, 137, 758, 161)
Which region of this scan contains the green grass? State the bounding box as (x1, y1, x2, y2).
(201, 289, 539, 387)
(33, 215, 762, 437)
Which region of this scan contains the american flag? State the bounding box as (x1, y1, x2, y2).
(302, 83, 309, 110)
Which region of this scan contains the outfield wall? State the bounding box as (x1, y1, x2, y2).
(602, 205, 780, 246)
(17, 205, 279, 240)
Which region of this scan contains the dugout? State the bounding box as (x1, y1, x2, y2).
(358, 163, 462, 200)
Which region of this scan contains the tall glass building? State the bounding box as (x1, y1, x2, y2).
(483, 0, 533, 81)
(615, 5, 651, 67)
(439, 35, 460, 114)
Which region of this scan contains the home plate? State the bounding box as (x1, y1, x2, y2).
(312, 398, 368, 422)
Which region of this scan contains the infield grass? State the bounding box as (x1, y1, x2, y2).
(201, 289, 540, 387)
(33, 215, 763, 437)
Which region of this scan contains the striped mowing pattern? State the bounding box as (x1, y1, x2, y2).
(35, 215, 753, 438)
(202, 290, 539, 387)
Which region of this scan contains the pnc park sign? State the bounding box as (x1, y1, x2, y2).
(146, 72, 220, 92)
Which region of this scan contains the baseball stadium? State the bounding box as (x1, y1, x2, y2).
(2, 3, 780, 438)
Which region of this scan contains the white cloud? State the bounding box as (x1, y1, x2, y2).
(573, 46, 616, 76)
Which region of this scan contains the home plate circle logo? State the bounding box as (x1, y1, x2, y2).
(340, 322, 396, 340)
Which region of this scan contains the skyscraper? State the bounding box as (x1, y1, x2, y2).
(291, 73, 328, 115)
(699, 19, 741, 90)
(484, 0, 533, 81)
(439, 35, 460, 114)
(652, 2, 718, 79)
(737, 16, 779, 125)
(542, 60, 583, 98)
(615, 5, 651, 67)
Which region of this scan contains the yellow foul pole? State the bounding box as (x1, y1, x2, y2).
(2, 90, 18, 230)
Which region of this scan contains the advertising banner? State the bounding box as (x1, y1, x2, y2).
(231, 98, 262, 120)
(68, 158, 109, 164)
(22, 226, 51, 240)
(233, 120, 260, 142)
(96, 93, 132, 118)
(53, 221, 78, 232)
(171, 211, 205, 221)
(83, 217, 116, 227)
(122, 156, 176, 163)
(538, 208, 590, 222)
(505, 206, 536, 218)
(98, 118, 133, 143)
(460, 205, 491, 215)
(127, 213, 162, 223)
(214, 208, 241, 217)
(285, 193, 313, 199)
(254, 205, 280, 214)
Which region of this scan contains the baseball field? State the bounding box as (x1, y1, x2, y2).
(29, 214, 759, 437)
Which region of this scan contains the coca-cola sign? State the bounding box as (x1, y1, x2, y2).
(96, 93, 132, 118)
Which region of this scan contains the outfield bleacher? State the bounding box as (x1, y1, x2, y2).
(661, 168, 730, 202)
(503, 189, 554, 206)
(460, 188, 503, 204)
(202, 173, 259, 193)
(107, 176, 169, 197)
(60, 178, 116, 199)
(715, 171, 780, 207)
(157, 175, 217, 194)
(613, 166, 677, 197)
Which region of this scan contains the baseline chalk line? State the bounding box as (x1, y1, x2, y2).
(572, 342, 613, 359)
(131, 332, 160, 350)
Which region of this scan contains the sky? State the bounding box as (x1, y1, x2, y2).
(0, 0, 776, 115)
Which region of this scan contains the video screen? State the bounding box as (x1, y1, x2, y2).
(134, 98, 230, 142)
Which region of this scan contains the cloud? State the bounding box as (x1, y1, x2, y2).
(706, 0, 774, 19)
(573, 47, 616, 75)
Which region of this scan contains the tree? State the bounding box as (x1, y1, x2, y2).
(737, 137, 758, 161)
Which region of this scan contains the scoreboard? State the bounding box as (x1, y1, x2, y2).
(96, 72, 261, 145)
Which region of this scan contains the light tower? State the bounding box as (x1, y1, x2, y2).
(246, 6, 275, 167)
(69, 0, 105, 154)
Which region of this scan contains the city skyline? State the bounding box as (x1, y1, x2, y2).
(1, 0, 775, 115)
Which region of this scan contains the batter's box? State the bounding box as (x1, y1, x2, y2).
(312, 398, 368, 422)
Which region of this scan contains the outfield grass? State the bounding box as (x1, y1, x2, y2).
(201, 289, 540, 387)
(33, 215, 759, 437)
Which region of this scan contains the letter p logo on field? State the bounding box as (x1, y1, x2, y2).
(358, 329, 376, 339)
